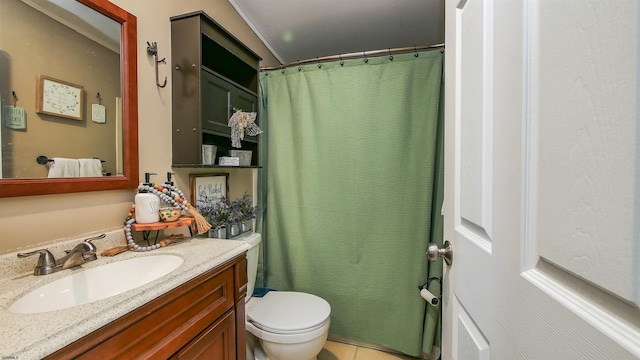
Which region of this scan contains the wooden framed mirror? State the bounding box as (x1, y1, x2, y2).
(0, 0, 138, 197)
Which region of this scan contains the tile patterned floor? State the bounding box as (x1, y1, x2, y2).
(318, 341, 423, 360)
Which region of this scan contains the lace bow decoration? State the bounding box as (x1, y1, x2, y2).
(228, 109, 262, 148)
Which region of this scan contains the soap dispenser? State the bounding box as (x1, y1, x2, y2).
(165, 171, 175, 186)
(135, 172, 160, 224)
(159, 172, 175, 208)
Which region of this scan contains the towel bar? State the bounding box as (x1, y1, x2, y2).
(36, 155, 105, 165)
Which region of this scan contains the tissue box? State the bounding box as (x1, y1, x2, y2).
(229, 150, 252, 166)
(219, 156, 240, 166)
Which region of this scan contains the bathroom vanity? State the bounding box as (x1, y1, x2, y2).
(0, 232, 251, 359)
(45, 254, 247, 359)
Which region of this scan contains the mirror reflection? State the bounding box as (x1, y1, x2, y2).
(0, 0, 122, 179)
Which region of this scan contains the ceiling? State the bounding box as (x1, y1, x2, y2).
(228, 0, 444, 65)
(22, 0, 121, 53)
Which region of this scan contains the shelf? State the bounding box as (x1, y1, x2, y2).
(201, 128, 258, 144)
(131, 216, 195, 231)
(171, 10, 261, 167)
(171, 164, 261, 169)
(201, 66, 257, 97)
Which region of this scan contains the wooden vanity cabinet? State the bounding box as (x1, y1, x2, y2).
(44, 253, 248, 360)
(171, 11, 261, 168)
(170, 310, 236, 359)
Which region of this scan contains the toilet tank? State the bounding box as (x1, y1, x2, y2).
(238, 233, 261, 301)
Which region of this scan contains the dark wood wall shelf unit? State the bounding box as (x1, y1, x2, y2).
(171, 11, 261, 168)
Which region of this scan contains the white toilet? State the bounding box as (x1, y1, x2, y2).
(240, 233, 331, 360)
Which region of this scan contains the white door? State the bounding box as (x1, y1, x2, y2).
(442, 0, 640, 359)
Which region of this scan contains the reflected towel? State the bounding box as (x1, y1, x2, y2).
(47, 158, 80, 178)
(79, 158, 103, 177)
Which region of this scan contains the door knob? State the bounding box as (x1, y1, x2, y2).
(427, 240, 453, 265)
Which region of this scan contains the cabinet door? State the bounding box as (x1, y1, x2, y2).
(231, 86, 258, 142)
(231, 86, 256, 114)
(201, 71, 258, 141)
(201, 70, 231, 135)
(171, 310, 236, 360)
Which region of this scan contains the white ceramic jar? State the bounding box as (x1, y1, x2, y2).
(135, 192, 160, 223)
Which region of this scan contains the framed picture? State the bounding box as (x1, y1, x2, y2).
(36, 75, 84, 120)
(189, 173, 229, 210)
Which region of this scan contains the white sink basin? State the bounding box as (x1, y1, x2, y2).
(9, 255, 184, 314)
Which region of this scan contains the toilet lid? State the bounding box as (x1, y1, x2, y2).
(247, 291, 331, 333)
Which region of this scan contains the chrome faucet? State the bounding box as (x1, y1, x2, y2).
(65, 237, 99, 262)
(59, 247, 86, 270)
(17, 234, 105, 276)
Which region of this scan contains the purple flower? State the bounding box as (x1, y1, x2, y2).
(197, 197, 234, 229)
(230, 193, 257, 222)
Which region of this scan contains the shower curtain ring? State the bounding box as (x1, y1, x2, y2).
(388, 48, 393, 61)
(316, 57, 321, 69)
(363, 51, 368, 63)
(339, 54, 344, 66)
(414, 45, 419, 57)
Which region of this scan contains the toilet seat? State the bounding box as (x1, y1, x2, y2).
(251, 319, 327, 335)
(246, 291, 331, 344)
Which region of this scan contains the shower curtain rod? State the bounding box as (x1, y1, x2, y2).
(260, 43, 445, 71)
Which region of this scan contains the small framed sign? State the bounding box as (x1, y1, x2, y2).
(189, 173, 229, 210)
(36, 75, 84, 120)
(92, 104, 106, 123)
(3, 106, 26, 130)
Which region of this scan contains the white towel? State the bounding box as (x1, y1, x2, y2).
(47, 158, 80, 178)
(79, 158, 103, 177)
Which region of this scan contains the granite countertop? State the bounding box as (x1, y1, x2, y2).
(0, 228, 252, 360)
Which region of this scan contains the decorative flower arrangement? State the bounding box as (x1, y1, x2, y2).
(198, 197, 234, 230)
(198, 193, 258, 238)
(230, 193, 257, 223)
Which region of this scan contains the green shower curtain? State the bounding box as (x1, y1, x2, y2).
(258, 49, 444, 357)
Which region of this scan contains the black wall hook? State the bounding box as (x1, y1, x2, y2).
(147, 41, 167, 88)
